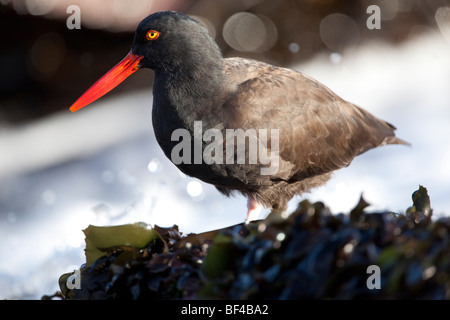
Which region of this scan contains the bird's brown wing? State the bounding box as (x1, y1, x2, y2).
(221, 57, 407, 183)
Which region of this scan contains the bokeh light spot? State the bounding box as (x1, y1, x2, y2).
(25, 0, 56, 16)
(288, 42, 300, 53)
(223, 12, 277, 53)
(320, 13, 359, 52)
(29, 32, 66, 79)
(186, 180, 203, 198)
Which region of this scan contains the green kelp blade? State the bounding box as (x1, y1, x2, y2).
(83, 222, 157, 267)
(202, 233, 235, 279)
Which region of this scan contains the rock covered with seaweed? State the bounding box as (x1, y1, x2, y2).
(49, 186, 450, 300)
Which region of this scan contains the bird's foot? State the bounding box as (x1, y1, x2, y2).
(245, 196, 262, 223)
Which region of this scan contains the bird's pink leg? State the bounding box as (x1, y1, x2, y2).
(246, 195, 262, 223)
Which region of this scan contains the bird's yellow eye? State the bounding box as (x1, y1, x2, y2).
(146, 30, 160, 41)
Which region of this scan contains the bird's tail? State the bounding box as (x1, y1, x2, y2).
(380, 121, 411, 147)
(382, 135, 411, 147)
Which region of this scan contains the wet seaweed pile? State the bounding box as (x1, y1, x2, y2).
(52, 186, 450, 299)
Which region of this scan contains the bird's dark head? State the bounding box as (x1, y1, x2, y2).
(132, 11, 221, 72)
(69, 11, 221, 112)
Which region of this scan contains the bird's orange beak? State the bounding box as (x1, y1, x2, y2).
(69, 51, 144, 112)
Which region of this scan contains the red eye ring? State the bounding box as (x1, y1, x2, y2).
(146, 30, 160, 40)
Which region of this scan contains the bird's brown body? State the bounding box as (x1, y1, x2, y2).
(70, 11, 408, 216)
(155, 57, 407, 211)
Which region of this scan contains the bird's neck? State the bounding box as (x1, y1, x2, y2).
(152, 56, 225, 131)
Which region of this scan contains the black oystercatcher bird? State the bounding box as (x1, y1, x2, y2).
(70, 11, 409, 221)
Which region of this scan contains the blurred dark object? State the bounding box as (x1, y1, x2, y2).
(53, 186, 450, 300)
(0, 0, 446, 124)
